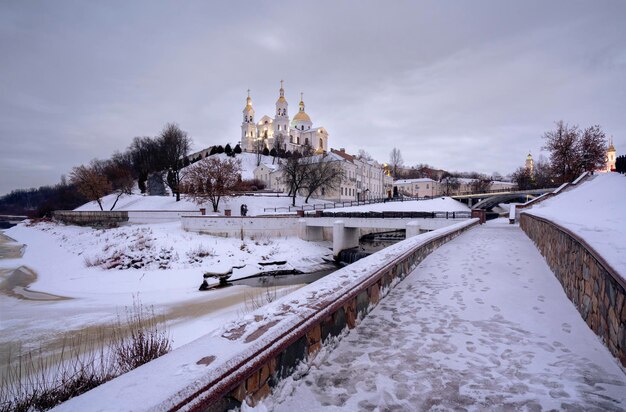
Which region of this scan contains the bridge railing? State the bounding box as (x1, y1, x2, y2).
(316, 211, 471, 219)
(263, 196, 422, 213)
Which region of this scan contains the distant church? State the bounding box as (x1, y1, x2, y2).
(525, 152, 534, 175)
(604, 138, 617, 172)
(241, 81, 329, 154)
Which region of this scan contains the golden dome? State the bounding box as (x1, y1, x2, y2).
(608, 144, 616, 152)
(292, 92, 311, 123)
(293, 110, 311, 122)
(244, 92, 254, 112)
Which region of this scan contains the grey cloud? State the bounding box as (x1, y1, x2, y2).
(1, 1, 625, 194)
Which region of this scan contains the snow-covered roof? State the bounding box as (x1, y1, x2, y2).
(394, 178, 436, 185)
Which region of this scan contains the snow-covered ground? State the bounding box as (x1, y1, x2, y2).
(74, 152, 336, 216)
(265, 219, 626, 411)
(330, 196, 470, 213)
(524, 173, 625, 282)
(74, 191, 332, 216)
(208, 152, 277, 181)
(0, 220, 333, 373)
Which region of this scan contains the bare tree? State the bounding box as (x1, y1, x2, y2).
(281, 156, 310, 206)
(272, 134, 284, 164)
(533, 158, 555, 188)
(357, 149, 373, 161)
(303, 157, 343, 203)
(254, 137, 264, 167)
(70, 160, 112, 211)
(104, 155, 135, 210)
(441, 174, 461, 196)
(159, 123, 192, 201)
(578, 125, 608, 173)
(182, 157, 242, 212)
(542, 121, 607, 184)
(127, 136, 161, 193)
(543, 121, 580, 183)
(469, 174, 492, 193)
(389, 147, 404, 179)
(511, 167, 534, 191)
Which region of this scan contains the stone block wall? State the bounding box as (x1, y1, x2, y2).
(52, 210, 129, 227)
(520, 213, 626, 367)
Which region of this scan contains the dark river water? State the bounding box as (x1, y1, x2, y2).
(231, 231, 405, 288)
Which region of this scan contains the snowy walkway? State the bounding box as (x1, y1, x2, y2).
(268, 219, 626, 411)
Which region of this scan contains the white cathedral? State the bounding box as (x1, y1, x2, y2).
(241, 81, 329, 154)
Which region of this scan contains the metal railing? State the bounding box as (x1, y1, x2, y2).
(263, 196, 422, 213)
(317, 211, 471, 219)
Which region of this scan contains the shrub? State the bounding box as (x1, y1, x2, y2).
(0, 302, 171, 411)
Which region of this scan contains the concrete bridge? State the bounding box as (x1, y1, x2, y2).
(182, 213, 471, 258)
(452, 188, 556, 209)
(297, 214, 469, 257)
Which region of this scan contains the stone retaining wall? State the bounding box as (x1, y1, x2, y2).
(520, 213, 626, 367)
(53, 210, 203, 226)
(53, 210, 128, 227)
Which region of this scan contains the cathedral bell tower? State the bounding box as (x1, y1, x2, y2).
(606, 137, 616, 172)
(273, 80, 289, 148)
(241, 90, 257, 152)
(525, 152, 534, 176)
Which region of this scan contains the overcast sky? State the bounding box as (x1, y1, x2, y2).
(1, 1, 625, 195)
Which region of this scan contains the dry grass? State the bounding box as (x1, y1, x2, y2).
(0, 302, 171, 411)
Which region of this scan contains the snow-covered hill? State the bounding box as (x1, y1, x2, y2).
(525, 172, 626, 281)
(74, 152, 332, 214)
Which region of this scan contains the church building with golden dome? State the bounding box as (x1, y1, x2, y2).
(240, 81, 329, 154)
(604, 137, 617, 172)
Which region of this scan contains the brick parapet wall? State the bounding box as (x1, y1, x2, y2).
(520, 213, 626, 367)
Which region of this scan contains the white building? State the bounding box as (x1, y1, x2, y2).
(393, 178, 441, 198)
(253, 149, 392, 202)
(603, 138, 617, 172)
(241, 81, 329, 155)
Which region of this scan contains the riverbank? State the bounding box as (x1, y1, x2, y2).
(0, 221, 334, 381)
